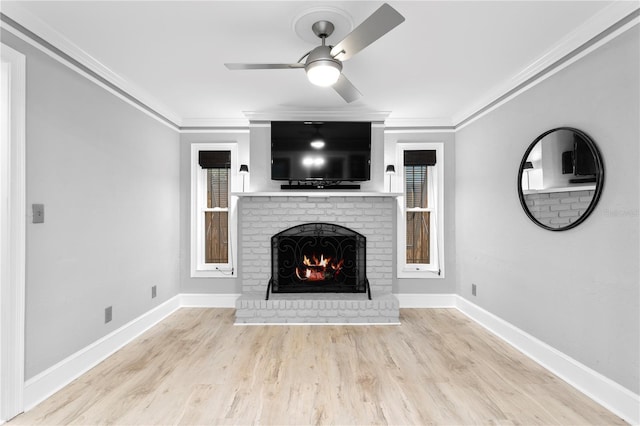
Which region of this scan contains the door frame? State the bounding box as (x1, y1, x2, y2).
(0, 43, 26, 422)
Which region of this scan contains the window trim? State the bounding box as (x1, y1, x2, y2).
(395, 142, 444, 279)
(190, 143, 239, 278)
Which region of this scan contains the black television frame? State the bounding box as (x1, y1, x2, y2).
(271, 121, 371, 189)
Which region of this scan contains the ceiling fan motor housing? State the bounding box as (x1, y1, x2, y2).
(305, 45, 343, 86)
(305, 45, 342, 70)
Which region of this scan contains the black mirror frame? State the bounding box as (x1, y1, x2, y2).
(517, 127, 605, 231)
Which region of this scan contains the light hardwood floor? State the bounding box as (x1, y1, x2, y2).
(10, 308, 626, 425)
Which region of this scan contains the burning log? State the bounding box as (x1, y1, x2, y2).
(295, 253, 344, 282)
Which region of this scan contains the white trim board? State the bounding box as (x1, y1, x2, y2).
(0, 43, 26, 424)
(19, 293, 639, 425)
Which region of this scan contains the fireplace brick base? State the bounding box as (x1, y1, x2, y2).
(235, 293, 399, 324)
(236, 195, 399, 324)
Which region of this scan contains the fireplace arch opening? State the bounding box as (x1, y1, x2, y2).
(267, 223, 370, 299)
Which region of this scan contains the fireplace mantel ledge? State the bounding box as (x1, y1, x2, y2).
(232, 191, 402, 198)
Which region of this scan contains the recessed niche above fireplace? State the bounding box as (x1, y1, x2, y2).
(267, 223, 370, 299)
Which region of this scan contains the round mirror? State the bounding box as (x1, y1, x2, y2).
(517, 127, 604, 231)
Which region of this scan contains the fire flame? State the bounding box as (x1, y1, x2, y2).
(295, 253, 344, 282)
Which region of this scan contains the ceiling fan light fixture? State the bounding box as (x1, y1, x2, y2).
(306, 60, 341, 87)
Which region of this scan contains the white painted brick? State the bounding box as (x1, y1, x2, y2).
(526, 193, 549, 200)
(355, 202, 374, 209)
(537, 211, 559, 219)
(560, 197, 580, 204)
(559, 210, 580, 218)
(535, 198, 560, 206)
(528, 205, 550, 213)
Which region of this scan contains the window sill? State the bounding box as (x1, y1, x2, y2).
(398, 268, 443, 279)
(191, 269, 236, 278)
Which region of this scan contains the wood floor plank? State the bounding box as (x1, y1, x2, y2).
(10, 308, 627, 425)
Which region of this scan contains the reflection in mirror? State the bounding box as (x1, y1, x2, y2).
(518, 128, 603, 231)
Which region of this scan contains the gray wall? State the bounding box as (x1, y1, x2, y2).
(2, 31, 181, 380)
(455, 27, 639, 393)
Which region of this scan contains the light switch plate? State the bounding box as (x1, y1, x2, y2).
(32, 204, 44, 223)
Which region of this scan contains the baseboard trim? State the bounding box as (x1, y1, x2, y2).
(396, 293, 457, 308)
(23, 295, 181, 411)
(455, 296, 639, 425)
(180, 293, 240, 308)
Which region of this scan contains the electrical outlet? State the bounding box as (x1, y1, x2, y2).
(32, 204, 45, 224)
(472, 283, 477, 296)
(105, 306, 112, 323)
(151, 285, 157, 299)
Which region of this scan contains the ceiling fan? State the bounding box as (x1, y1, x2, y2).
(224, 3, 405, 103)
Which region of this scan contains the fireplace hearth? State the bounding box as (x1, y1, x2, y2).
(267, 223, 370, 299)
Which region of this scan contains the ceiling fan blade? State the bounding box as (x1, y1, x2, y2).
(330, 3, 405, 61)
(225, 63, 305, 70)
(333, 74, 362, 103)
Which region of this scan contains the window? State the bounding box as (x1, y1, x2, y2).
(191, 143, 238, 277)
(396, 143, 443, 278)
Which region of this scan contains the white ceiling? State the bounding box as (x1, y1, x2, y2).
(2, 1, 634, 127)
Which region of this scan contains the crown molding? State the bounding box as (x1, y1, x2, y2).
(0, 3, 182, 129)
(243, 110, 391, 123)
(384, 117, 454, 130)
(453, 2, 640, 128)
(180, 117, 250, 130)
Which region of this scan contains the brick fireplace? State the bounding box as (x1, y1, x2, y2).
(235, 194, 399, 324)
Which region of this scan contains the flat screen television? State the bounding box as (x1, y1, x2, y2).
(271, 121, 371, 184)
(574, 135, 596, 176)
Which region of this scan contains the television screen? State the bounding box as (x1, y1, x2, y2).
(271, 121, 371, 182)
(574, 135, 596, 176)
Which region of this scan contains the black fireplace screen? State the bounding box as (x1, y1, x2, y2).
(271, 223, 367, 294)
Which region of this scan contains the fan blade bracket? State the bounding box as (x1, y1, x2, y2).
(331, 49, 346, 59)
